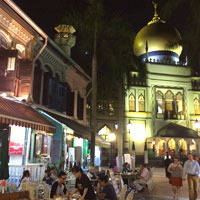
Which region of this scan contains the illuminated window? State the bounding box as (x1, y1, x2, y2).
(194, 98, 200, 114)
(7, 57, 16, 70)
(129, 94, 135, 111)
(138, 94, 145, 112)
(98, 125, 111, 140)
(156, 91, 164, 113)
(176, 93, 184, 113)
(165, 91, 174, 111)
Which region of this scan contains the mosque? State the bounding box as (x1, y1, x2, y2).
(124, 2, 200, 158)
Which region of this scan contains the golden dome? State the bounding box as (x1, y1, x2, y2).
(133, 2, 182, 58)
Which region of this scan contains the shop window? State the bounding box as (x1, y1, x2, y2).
(138, 94, 145, 112)
(7, 57, 16, 70)
(165, 91, 174, 111)
(194, 98, 200, 114)
(176, 93, 184, 113)
(129, 94, 135, 112)
(35, 134, 52, 156)
(156, 91, 164, 114)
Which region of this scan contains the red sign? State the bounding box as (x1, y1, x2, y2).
(9, 126, 25, 155)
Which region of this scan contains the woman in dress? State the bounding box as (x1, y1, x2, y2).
(168, 156, 183, 200)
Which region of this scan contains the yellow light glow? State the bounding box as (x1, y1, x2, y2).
(130, 123, 146, 142)
(108, 133, 116, 142)
(66, 134, 73, 140)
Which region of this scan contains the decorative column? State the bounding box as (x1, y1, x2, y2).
(39, 70, 44, 104)
(196, 142, 200, 157)
(73, 90, 78, 119)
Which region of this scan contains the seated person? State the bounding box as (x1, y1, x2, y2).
(50, 167, 57, 181)
(69, 166, 96, 200)
(87, 166, 98, 187)
(42, 169, 54, 185)
(122, 162, 132, 185)
(19, 170, 31, 190)
(97, 175, 117, 200)
(50, 171, 69, 198)
(133, 163, 150, 191)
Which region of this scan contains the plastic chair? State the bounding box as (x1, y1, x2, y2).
(8, 181, 17, 192)
(119, 184, 127, 200)
(126, 190, 134, 200)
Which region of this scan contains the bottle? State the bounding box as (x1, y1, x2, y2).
(2, 179, 5, 194)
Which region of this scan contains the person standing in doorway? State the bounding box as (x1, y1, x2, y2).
(182, 153, 200, 200)
(168, 156, 183, 200)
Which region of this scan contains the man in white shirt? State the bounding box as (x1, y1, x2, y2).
(182, 153, 200, 200)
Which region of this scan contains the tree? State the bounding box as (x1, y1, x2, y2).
(161, 0, 200, 71)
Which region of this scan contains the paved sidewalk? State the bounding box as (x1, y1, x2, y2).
(133, 168, 200, 200)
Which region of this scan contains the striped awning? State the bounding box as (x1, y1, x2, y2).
(0, 97, 56, 132)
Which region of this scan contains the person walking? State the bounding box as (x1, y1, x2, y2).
(182, 153, 200, 200)
(168, 156, 183, 200)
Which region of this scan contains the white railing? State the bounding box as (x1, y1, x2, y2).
(8, 163, 47, 185)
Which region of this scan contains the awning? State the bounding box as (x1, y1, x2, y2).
(0, 97, 56, 132)
(40, 110, 91, 139)
(157, 123, 200, 138)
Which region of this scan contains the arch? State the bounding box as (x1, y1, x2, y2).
(190, 139, 197, 155)
(194, 98, 200, 114)
(176, 92, 184, 113)
(138, 94, 145, 112)
(98, 125, 111, 139)
(129, 93, 135, 112)
(165, 90, 174, 112)
(43, 63, 55, 76)
(177, 138, 187, 156)
(0, 28, 12, 48)
(168, 138, 176, 155)
(156, 91, 164, 114)
(16, 43, 25, 58)
(158, 139, 166, 155)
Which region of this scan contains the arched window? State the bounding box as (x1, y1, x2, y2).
(176, 93, 184, 113)
(129, 94, 135, 112)
(138, 94, 145, 112)
(194, 98, 200, 114)
(98, 125, 111, 140)
(165, 91, 174, 111)
(156, 91, 164, 114)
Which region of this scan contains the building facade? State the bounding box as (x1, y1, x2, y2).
(124, 2, 200, 158)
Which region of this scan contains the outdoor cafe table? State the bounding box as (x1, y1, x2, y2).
(120, 172, 138, 188)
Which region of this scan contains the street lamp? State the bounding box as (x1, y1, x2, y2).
(108, 133, 116, 168)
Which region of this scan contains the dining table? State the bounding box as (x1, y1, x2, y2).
(120, 171, 138, 188)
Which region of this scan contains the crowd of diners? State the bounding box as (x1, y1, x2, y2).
(18, 163, 152, 200)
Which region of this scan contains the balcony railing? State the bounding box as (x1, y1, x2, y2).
(8, 163, 47, 185)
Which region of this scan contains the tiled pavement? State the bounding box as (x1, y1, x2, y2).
(133, 168, 200, 200)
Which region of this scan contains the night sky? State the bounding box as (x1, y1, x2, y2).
(12, 0, 190, 72)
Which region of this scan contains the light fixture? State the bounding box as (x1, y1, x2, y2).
(66, 134, 73, 141)
(194, 119, 200, 130)
(127, 120, 132, 130)
(108, 133, 116, 142)
(114, 123, 118, 130)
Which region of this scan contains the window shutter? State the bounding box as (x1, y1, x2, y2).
(17, 59, 33, 98)
(0, 49, 18, 93)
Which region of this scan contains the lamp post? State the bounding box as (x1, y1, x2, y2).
(108, 133, 116, 168)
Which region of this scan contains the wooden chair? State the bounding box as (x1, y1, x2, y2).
(119, 184, 127, 200)
(126, 190, 134, 200)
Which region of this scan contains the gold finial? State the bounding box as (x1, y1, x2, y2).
(152, 1, 158, 18)
(148, 1, 165, 25)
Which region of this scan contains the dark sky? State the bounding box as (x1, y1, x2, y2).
(12, 0, 188, 72)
